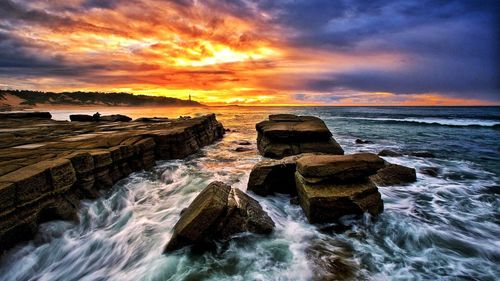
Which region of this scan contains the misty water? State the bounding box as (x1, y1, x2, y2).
(0, 106, 499, 280)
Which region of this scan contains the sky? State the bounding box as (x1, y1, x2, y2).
(0, 0, 498, 105)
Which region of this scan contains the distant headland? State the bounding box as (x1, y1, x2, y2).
(0, 90, 202, 111)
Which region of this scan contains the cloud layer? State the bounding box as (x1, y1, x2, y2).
(0, 0, 498, 105)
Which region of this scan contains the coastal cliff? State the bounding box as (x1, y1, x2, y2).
(0, 113, 224, 252)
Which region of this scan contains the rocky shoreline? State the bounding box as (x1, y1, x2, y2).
(1, 111, 419, 259)
(161, 114, 417, 252)
(0, 112, 224, 252)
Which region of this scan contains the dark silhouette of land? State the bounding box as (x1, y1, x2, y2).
(0, 90, 201, 110)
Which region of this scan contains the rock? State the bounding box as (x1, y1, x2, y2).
(234, 146, 252, 152)
(355, 138, 374, 144)
(408, 151, 436, 158)
(290, 197, 299, 205)
(370, 164, 417, 186)
(134, 117, 170, 123)
(0, 112, 52, 119)
(0, 114, 225, 252)
(238, 141, 251, 146)
(164, 182, 274, 252)
(294, 153, 384, 223)
(70, 114, 132, 122)
(378, 149, 402, 157)
(99, 114, 132, 122)
(296, 173, 383, 223)
(306, 240, 358, 280)
(69, 114, 93, 122)
(256, 114, 344, 159)
(247, 155, 302, 196)
(296, 153, 385, 183)
(420, 166, 440, 177)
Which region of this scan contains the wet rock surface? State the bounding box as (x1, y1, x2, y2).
(247, 154, 303, 196)
(70, 114, 132, 122)
(164, 181, 275, 252)
(0, 111, 52, 119)
(256, 114, 344, 159)
(295, 153, 384, 223)
(355, 138, 374, 144)
(420, 166, 440, 177)
(0, 113, 224, 252)
(370, 163, 417, 186)
(378, 149, 403, 157)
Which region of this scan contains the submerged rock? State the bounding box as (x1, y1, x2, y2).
(164, 181, 275, 252)
(256, 114, 344, 159)
(408, 151, 436, 158)
(295, 153, 384, 223)
(355, 138, 374, 144)
(234, 146, 252, 152)
(378, 149, 402, 157)
(370, 164, 417, 186)
(419, 166, 440, 177)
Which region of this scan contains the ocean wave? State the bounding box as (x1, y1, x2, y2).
(328, 116, 500, 127)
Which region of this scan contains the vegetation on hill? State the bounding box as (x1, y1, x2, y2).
(0, 90, 202, 107)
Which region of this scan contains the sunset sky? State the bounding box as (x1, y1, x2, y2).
(0, 0, 498, 105)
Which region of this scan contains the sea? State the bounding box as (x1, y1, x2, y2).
(0, 106, 499, 281)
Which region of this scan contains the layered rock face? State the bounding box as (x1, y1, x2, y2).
(0, 113, 224, 252)
(164, 181, 275, 252)
(256, 114, 344, 159)
(295, 153, 385, 223)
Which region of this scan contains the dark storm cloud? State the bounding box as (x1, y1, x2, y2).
(256, 0, 500, 101)
(82, 0, 120, 10)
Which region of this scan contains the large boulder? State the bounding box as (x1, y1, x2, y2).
(370, 164, 417, 186)
(164, 181, 275, 252)
(294, 153, 384, 223)
(256, 114, 343, 159)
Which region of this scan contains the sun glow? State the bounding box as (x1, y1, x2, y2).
(174, 44, 279, 67)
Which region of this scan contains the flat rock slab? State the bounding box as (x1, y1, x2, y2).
(164, 181, 275, 252)
(256, 114, 344, 159)
(0, 113, 224, 252)
(296, 153, 385, 183)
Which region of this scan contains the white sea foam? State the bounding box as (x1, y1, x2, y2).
(327, 116, 499, 127)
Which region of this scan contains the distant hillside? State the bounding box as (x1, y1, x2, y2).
(0, 90, 202, 111)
